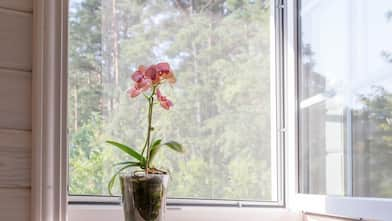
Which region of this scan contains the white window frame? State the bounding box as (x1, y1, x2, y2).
(65, 0, 287, 209)
(32, 0, 290, 220)
(284, 1, 392, 221)
(32, 0, 392, 220)
(32, 0, 69, 220)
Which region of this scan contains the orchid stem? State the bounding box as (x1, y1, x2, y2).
(144, 86, 156, 175)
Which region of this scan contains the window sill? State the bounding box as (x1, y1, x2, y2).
(68, 195, 284, 207)
(291, 193, 392, 221)
(68, 204, 300, 221)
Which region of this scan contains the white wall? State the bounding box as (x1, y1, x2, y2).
(0, 1, 32, 221)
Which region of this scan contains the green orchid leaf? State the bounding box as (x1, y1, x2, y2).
(108, 163, 139, 196)
(149, 139, 162, 165)
(106, 140, 145, 162)
(114, 161, 141, 167)
(163, 141, 184, 153)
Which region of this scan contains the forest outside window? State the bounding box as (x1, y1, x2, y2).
(68, 0, 282, 203)
(298, 0, 392, 198)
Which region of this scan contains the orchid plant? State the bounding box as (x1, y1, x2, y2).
(106, 62, 184, 195)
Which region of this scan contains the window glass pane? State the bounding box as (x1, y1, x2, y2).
(68, 0, 277, 201)
(299, 0, 392, 197)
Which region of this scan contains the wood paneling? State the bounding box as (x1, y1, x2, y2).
(0, 1, 32, 221)
(0, 188, 30, 221)
(0, 129, 31, 187)
(0, 69, 31, 130)
(0, 0, 33, 12)
(0, 8, 32, 71)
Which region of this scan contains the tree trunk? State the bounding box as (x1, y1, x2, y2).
(74, 85, 78, 131)
(112, 0, 119, 86)
(192, 41, 201, 126)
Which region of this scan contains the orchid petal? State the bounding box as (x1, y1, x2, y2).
(131, 70, 144, 82)
(156, 62, 171, 74)
(127, 87, 141, 98)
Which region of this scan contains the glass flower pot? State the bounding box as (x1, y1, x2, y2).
(120, 173, 169, 221)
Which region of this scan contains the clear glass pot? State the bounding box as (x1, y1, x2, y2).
(120, 173, 169, 221)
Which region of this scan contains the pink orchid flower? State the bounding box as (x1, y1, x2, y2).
(145, 65, 161, 85)
(131, 70, 144, 82)
(127, 87, 141, 98)
(157, 62, 176, 84)
(128, 62, 176, 110)
(135, 78, 152, 92)
(156, 62, 170, 73)
(130, 66, 152, 97)
(156, 89, 173, 110)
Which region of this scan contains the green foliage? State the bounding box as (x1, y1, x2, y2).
(106, 141, 145, 163)
(149, 139, 163, 163)
(105, 140, 146, 195)
(353, 87, 392, 197)
(161, 141, 185, 153)
(149, 140, 184, 166)
(106, 137, 184, 194)
(107, 162, 140, 195)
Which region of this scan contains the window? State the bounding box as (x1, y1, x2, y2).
(298, 0, 392, 198)
(68, 0, 283, 204)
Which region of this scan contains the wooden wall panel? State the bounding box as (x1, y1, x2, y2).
(0, 0, 33, 12)
(0, 129, 31, 187)
(0, 69, 32, 130)
(0, 188, 30, 221)
(0, 8, 32, 71)
(0, 1, 32, 221)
